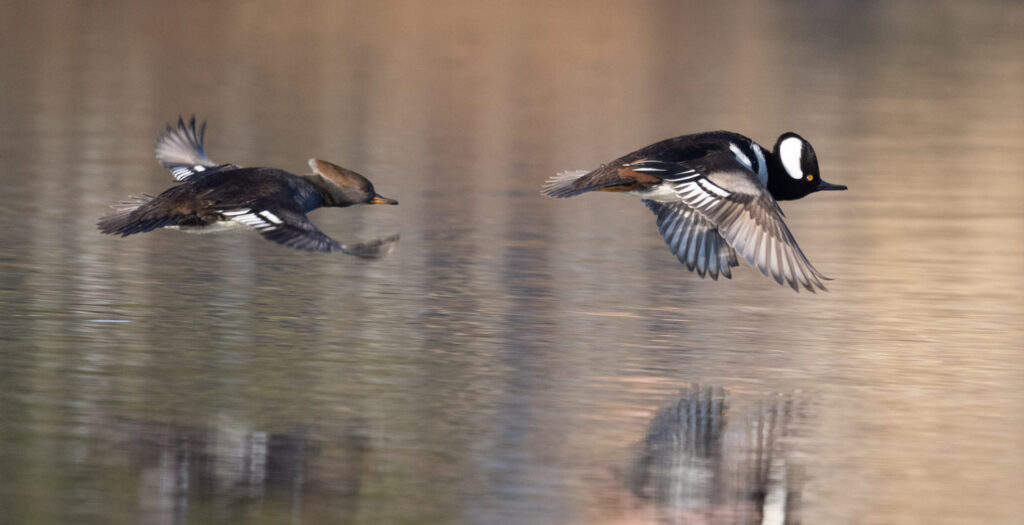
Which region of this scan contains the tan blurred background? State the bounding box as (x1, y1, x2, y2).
(1, 1, 1022, 524)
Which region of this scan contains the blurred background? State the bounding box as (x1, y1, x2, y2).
(1, 1, 1022, 524)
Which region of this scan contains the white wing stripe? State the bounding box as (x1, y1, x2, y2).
(697, 178, 731, 198)
(259, 211, 284, 224)
(751, 143, 769, 187)
(229, 212, 278, 231)
(729, 142, 753, 170)
(665, 170, 700, 182)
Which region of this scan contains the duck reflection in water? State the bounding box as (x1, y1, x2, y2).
(99, 415, 371, 523)
(627, 385, 809, 525)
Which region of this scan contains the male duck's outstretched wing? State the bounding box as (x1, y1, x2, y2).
(635, 157, 830, 292)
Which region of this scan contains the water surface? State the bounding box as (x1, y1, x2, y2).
(1, 1, 1023, 524)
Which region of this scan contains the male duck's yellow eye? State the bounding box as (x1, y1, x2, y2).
(806, 174, 815, 181)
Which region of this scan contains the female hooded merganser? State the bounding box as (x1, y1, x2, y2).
(98, 117, 399, 256)
(542, 131, 847, 292)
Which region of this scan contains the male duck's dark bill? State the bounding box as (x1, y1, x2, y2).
(369, 195, 399, 205)
(817, 180, 847, 191)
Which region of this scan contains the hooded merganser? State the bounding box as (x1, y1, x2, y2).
(542, 131, 847, 292)
(98, 117, 399, 256)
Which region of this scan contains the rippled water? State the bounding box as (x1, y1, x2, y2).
(1, 1, 1023, 524)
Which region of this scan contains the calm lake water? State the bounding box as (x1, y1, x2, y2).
(1, 1, 1023, 524)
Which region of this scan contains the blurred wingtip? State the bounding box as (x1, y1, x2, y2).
(339, 233, 401, 259)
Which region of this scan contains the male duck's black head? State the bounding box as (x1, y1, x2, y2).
(308, 158, 398, 207)
(767, 132, 847, 201)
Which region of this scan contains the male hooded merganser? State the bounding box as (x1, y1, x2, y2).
(98, 117, 399, 256)
(542, 131, 847, 292)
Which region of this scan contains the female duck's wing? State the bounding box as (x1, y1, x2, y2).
(219, 206, 344, 253)
(154, 116, 237, 181)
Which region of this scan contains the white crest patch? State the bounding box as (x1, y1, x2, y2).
(779, 137, 804, 180)
(729, 142, 753, 171)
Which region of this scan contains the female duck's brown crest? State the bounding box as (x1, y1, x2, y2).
(308, 158, 397, 206)
(309, 158, 367, 185)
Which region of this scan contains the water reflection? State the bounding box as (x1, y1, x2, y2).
(628, 386, 807, 525)
(99, 416, 369, 524)
(2, 0, 1024, 523)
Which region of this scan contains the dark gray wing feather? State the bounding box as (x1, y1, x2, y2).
(643, 200, 738, 280)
